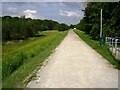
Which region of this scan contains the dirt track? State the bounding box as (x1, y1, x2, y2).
(27, 30, 118, 88)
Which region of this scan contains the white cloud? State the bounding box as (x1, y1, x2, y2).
(7, 7, 17, 11)
(23, 9, 40, 19)
(7, 7, 17, 14)
(59, 10, 80, 17)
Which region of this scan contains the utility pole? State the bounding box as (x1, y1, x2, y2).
(100, 9, 103, 46)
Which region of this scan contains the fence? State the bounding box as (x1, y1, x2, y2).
(105, 37, 120, 60)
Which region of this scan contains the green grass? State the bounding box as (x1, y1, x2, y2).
(74, 30, 120, 69)
(2, 30, 68, 88)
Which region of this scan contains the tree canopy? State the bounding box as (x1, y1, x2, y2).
(2, 16, 69, 41)
(74, 2, 120, 40)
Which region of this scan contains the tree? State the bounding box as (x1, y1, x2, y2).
(75, 2, 120, 40)
(70, 24, 74, 29)
(58, 23, 69, 31)
(2, 16, 69, 40)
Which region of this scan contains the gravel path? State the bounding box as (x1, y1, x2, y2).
(27, 30, 118, 88)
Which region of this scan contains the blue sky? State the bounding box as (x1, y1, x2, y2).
(2, 2, 86, 25)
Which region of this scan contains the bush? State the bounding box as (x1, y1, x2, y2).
(58, 23, 69, 31)
(90, 24, 99, 40)
(75, 2, 120, 40)
(2, 51, 27, 79)
(2, 16, 66, 40)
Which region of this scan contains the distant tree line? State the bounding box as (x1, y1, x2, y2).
(2, 16, 69, 41)
(74, 2, 120, 40)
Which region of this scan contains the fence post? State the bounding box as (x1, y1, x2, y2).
(110, 37, 112, 46)
(115, 39, 118, 56)
(108, 37, 110, 46)
(105, 37, 107, 46)
(112, 38, 114, 54)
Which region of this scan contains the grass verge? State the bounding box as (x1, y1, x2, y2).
(2, 30, 68, 88)
(74, 30, 120, 69)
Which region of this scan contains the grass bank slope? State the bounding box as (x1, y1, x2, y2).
(3, 30, 68, 88)
(74, 30, 119, 69)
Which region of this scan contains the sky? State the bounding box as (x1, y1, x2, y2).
(2, 2, 87, 25)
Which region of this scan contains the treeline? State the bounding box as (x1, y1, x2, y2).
(74, 2, 120, 40)
(2, 16, 69, 40)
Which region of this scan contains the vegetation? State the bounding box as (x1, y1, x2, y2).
(2, 2, 120, 88)
(2, 15, 69, 88)
(73, 2, 120, 68)
(58, 23, 70, 31)
(74, 30, 120, 69)
(3, 30, 68, 88)
(74, 2, 120, 40)
(2, 16, 69, 41)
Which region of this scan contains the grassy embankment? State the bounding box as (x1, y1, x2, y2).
(74, 30, 120, 69)
(2, 30, 68, 88)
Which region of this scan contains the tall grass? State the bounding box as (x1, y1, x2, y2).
(74, 30, 120, 69)
(2, 30, 68, 88)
